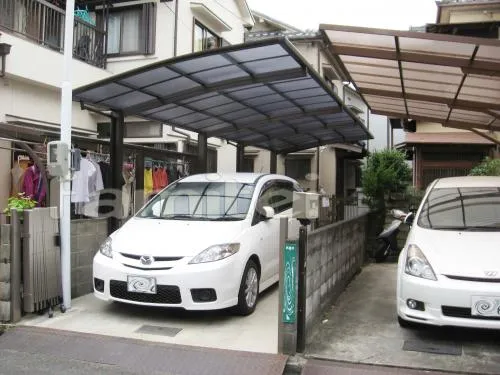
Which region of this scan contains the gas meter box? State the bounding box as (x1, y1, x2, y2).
(293, 191, 319, 219)
(47, 141, 69, 177)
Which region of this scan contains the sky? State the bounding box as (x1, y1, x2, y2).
(246, 0, 438, 32)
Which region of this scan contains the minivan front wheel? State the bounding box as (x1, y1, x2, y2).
(235, 260, 260, 315)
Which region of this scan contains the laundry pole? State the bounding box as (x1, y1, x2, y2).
(59, 0, 75, 310)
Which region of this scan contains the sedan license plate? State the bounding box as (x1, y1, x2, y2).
(127, 276, 157, 294)
(471, 296, 500, 317)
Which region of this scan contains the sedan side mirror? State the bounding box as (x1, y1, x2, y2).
(262, 206, 275, 220)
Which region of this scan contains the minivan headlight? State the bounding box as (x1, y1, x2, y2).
(99, 237, 113, 258)
(405, 244, 436, 280)
(189, 243, 240, 264)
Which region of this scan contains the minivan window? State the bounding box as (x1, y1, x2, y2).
(418, 187, 500, 230)
(138, 181, 255, 221)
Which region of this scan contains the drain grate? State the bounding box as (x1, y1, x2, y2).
(135, 325, 182, 337)
(403, 339, 462, 356)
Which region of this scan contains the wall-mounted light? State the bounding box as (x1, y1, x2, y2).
(0, 43, 12, 78)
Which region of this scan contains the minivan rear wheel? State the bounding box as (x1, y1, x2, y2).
(235, 260, 260, 315)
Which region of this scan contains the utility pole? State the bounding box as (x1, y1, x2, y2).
(59, 0, 75, 310)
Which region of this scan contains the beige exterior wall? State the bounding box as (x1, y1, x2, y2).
(0, 141, 11, 209)
(416, 122, 468, 133)
(438, 2, 500, 24)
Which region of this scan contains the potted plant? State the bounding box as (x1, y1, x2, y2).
(3, 193, 37, 218)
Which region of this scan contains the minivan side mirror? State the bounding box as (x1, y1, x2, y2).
(404, 212, 414, 226)
(262, 206, 275, 220)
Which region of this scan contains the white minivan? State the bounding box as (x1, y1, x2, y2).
(397, 176, 500, 329)
(93, 173, 302, 315)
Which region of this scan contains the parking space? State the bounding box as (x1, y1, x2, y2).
(19, 285, 279, 354)
(306, 263, 500, 375)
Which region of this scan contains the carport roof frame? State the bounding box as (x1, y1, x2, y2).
(319, 24, 500, 132)
(74, 37, 372, 154)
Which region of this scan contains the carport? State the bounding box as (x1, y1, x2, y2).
(301, 25, 500, 374)
(15, 37, 372, 358)
(73, 37, 371, 232)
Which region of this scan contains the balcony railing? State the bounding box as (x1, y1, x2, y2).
(0, 0, 106, 68)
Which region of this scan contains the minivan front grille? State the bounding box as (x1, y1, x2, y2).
(442, 306, 500, 320)
(444, 275, 500, 283)
(110, 280, 181, 304)
(120, 253, 183, 262)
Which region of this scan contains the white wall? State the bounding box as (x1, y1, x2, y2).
(217, 141, 237, 172)
(0, 79, 100, 132)
(0, 141, 11, 208)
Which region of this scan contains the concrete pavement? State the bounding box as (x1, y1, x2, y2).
(306, 263, 500, 375)
(19, 284, 278, 354)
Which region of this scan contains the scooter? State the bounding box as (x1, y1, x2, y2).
(373, 209, 412, 262)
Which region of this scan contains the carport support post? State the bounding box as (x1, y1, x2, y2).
(197, 132, 208, 173)
(270, 151, 277, 174)
(236, 143, 245, 172)
(296, 225, 307, 353)
(135, 151, 145, 210)
(109, 111, 124, 234)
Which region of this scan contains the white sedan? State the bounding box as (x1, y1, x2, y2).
(93, 173, 301, 315)
(397, 176, 500, 329)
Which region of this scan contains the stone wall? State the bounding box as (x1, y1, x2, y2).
(305, 214, 368, 341)
(0, 222, 11, 322)
(71, 219, 108, 298)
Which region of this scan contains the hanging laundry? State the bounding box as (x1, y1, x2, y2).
(71, 158, 96, 210)
(22, 164, 46, 207)
(11, 162, 25, 196)
(144, 167, 153, 199)
(122, 164, 135, 218)
(82, 157, 104, 218)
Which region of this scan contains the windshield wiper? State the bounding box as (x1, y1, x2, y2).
(433, 225, 500, 231)
(210, 217, 243, 221)
(160, 214, 208, 220)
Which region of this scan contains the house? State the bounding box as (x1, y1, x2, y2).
(0, 0, 254, 209)
(244, 11, 369, 199)
(391, 0, 500, 189)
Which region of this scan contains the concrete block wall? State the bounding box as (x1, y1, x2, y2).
(305, 214, 368, 341)
(0, 223, 11, 322)
(71, 219, 108, 298)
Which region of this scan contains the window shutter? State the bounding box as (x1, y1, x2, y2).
(142, 3, 156, 55)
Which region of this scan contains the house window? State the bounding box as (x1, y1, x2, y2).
(285, 158, 311, 180)
(242, 157, 255, 173)
(194, 21, 221, 52)
(104, 3, 156, 56)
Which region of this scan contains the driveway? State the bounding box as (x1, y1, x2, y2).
(19, 285, 278, 354)
(306, 263, 500, 375)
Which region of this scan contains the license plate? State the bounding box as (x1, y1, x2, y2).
(471, 296, 500, 317)
(127, 276, 157, 294)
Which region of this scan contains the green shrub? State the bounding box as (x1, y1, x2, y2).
(362, 149, 412, 210)
(3, 193, 37, 214)
(469, 157, 500, 176)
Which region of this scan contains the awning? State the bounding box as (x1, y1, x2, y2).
(320, 24, 500, 132)
(73, 38, 371, 154)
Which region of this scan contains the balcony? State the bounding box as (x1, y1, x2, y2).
(0, 0, 106, 68)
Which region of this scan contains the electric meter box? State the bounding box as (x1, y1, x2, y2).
(47, 141, 69, 177)
(293, 191, 319, 219)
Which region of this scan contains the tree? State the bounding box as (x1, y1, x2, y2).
(469, 157, 500, 176)
(362, 149, 412, 211)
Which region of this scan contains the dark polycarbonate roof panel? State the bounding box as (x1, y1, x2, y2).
(74, 38, 371, 153)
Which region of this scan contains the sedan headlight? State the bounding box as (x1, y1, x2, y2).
(405, 244, 436, 280)
(189, 243, 240, 264)
(98, 237, 113, 258)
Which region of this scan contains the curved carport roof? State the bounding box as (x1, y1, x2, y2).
(319, 24, 500, 136)
(73, 38, 371, 154)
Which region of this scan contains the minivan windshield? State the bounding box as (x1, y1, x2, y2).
(418, 187, 500, 230)
(138, 181, 255, 221)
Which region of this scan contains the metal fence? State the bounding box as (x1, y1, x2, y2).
(0, 0, 106, 68)
(316, 193, 369, 229)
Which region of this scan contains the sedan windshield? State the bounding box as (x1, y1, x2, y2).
(418, 187, 500, 230)
(138, 181, 255, 221)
